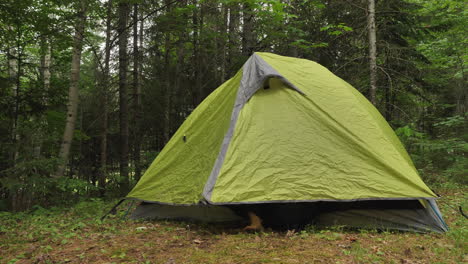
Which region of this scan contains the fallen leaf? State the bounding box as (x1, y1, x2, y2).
(165, 258, 176, 264)
(86, 246, 95, 251)
(286, 229, 296, 237)
(371, 245, 379, 252)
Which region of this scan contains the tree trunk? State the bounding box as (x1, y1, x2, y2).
(220, 4, 228, 83)
(242, 2, 254, 57)
(8, 32, 25, 210)
(132, 3, 142, 181)
(227, 2, 239, 76)
(384, 50, 393, 121)
(455, 54, 466, 115)
(162, 0, 175, 143)
(118, 1, 130, 193)
(55, 1, 87, 178)
(99, 0, 113, 195)
(213, 2, 220, 85)
(7, 42, 19, 165)
(174, 0, 188, 123)
(35, 36, 52, 158)
(41, 37, 51, 105)
(367, 0, 377, 106)
(163, 29, 171, 144)
(192, 0, 202, 106)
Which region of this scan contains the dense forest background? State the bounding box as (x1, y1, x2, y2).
(0, 0, 466, 211)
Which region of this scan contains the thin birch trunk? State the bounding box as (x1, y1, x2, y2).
(220, 4, 228, 83)
(213, 3, 220, 85)
(192, 0, 201, 106)
(367, 0, 377, 105)
(42, 38, 51, 105)
(198, 3, 205, 101)
(55, 0, 87, 178)
(35, 37, 52, 158)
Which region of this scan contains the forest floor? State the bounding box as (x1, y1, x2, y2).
(1, 186, 466, 264)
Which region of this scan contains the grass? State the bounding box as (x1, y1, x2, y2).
(0, 187, 466, 264)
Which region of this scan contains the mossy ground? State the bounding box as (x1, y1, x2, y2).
(1, 187, 466, 264)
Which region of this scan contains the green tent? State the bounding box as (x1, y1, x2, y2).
(126, 52, 447, 232)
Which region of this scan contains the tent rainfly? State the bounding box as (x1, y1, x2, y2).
(125, 52, 448, 232)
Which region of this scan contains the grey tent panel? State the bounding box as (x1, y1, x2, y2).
(130, 199, 447, 233)
(315, 199, 448, 233)
(130, 203, 243, 223)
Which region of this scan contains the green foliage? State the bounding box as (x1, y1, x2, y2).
(395, 114, 467, 185)
(434, 115, 466, 131)
(395, 124, 424, 143)
(320, 23, 353, 36)
(0, 158, 98, 210)
(142, 151, 160, 169)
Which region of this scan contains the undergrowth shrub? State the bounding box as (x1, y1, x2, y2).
(0, 157, 97, 211)
(395, 114, 467, 186)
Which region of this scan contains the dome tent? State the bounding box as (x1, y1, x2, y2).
(125, 52, 447, 232)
